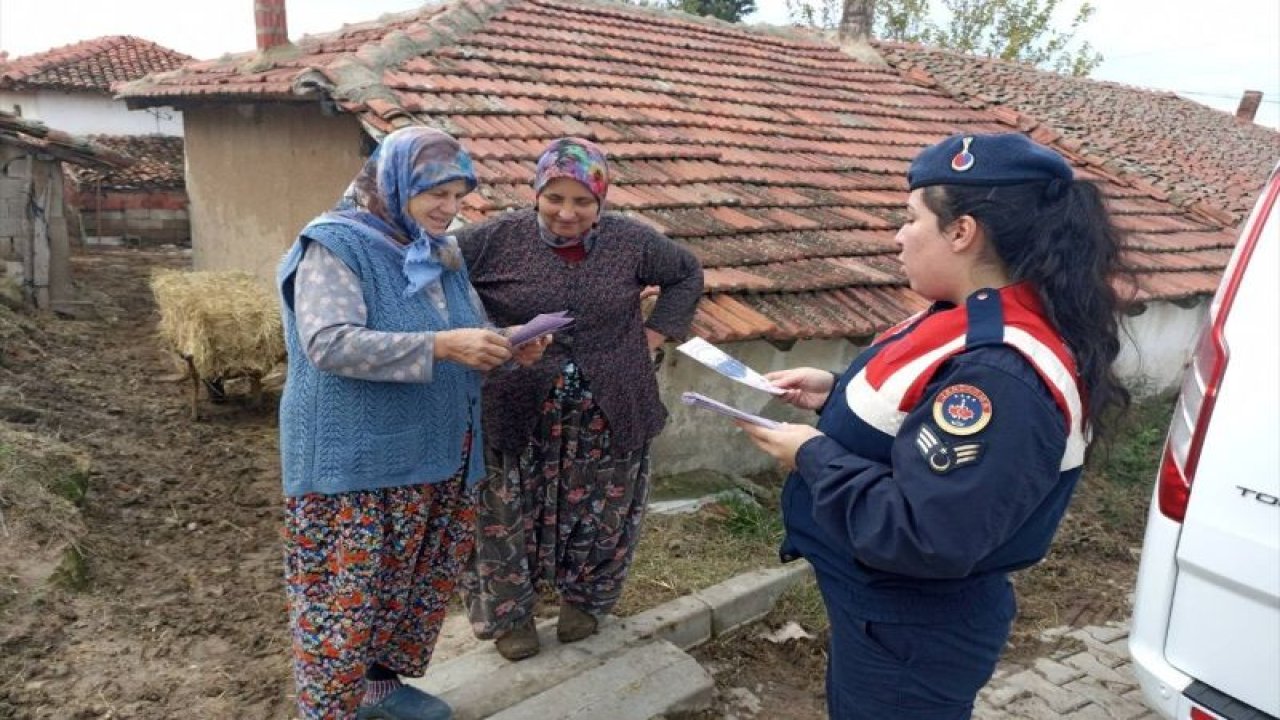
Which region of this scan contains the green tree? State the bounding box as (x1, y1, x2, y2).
(677, 0, 758, 22)
(623, 0, 758, 23)
(787, 0, 1103, 76)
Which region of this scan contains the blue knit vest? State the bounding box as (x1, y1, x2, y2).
(277, 220, 485, 497)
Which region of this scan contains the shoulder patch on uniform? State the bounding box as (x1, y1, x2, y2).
(915, 425, 986, 474)
(932, 384, 992, 436)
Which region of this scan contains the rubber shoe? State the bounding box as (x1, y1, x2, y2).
(556, 604, 597, 643)
(355, 685, 452, 720)
(494, 620, 540, 661)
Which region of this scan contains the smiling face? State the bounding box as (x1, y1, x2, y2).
(536, 177, 600, 238)
(896, 188, 963, 302)
(407, 178, 471, 237)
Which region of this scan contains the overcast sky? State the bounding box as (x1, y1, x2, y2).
(0, 0, 1276, 127)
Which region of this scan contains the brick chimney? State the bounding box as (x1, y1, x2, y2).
(255, 0, 290, 52)
(1236, 90, 1263, 123)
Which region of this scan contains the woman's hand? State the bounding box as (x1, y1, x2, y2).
(644, 327, 666, 352)
(766, 367, 836, 411)
(736, 421, 824, 471)
(434, 328, 511, 371)
(509, 332, 552, 367)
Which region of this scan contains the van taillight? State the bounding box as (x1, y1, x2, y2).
(1157, 169, 1279, 522)
(1158, 325, 1224, 521)
(1189, 707, 1220, 720)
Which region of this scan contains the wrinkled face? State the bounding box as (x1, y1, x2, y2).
(407, 178, 471, 237)
(536, 177, 600, 238)
(895, 189, 958, 301)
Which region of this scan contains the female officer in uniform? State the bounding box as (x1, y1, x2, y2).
(739, 132, 1130, 719)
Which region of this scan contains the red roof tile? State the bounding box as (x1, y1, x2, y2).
(0, 36, 192, 93)
(118, 0, 1240, 342)
(877, 41, 1280, 223)
(64, 135, 184, 191)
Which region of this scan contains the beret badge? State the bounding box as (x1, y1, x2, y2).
(950, 136, 976, 173)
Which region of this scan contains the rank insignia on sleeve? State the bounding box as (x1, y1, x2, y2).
(915, 425, 985, 474)
(932, 384, 992, 436)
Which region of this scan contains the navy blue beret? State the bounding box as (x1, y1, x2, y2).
(907, 133, 1073, 190)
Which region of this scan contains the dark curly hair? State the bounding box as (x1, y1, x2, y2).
(922, 180, 1133, 442)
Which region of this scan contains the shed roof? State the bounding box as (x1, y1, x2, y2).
(0, 110, 132, 169)
(0, 36, 193, 94)
(64, 135, 185, 192)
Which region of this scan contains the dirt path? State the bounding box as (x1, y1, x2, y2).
(2, 248, 292, 719)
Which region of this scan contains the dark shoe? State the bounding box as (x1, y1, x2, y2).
(556, 603, 598, 643)
(495, 620, 540, 661)
(355, 685, 452, 720)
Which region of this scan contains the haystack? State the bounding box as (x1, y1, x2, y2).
(150, 270, 284, 418)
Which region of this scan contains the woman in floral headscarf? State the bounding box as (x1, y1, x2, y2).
(276, 126, 545, 720)
(456, 137, 703, 661)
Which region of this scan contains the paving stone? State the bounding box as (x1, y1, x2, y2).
(1036, 657, 1087, 686)
(1066, 629, 1131, 668)
(1001, 694, 1066, 720)
(1064, 677, 1152, 719)
(1064, 651, 1136, 686)
(1003, 669, 1092, 714)
(1065, 703, 1117, 719)
(980, 676, 1031, 708)
(487, 639, 713, 720)
(1083, 623, 1131, 644)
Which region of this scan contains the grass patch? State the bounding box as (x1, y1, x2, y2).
(0, 428, 92, 600)
(617, 494, 784, 616)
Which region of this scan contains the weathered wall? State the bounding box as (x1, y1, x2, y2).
(67, 189, 190, 245)
(0, 148, 70, 307)
(1116, 299, 1206, 396)
(651, 336, 864, 477)
(0, 90, 183, 136)
(183, 104, 364, 283)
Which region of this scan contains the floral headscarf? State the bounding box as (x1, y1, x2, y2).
(533, 137, 609, 250)
(329, 126, 477, 294)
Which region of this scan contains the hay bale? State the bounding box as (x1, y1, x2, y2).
(150, 269, 284, 380)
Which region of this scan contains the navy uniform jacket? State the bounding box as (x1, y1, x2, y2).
(780, 284, 1087, 623)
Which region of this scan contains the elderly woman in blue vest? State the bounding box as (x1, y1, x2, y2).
(738, 133, 1130, 719)
(277, 126, 544, 720)
(455, 138, 703, 661)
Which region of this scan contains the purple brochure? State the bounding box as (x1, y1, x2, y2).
(507, 311, 574, 347)
(680, 391, 780, 429)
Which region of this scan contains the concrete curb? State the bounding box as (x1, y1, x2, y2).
(411, 560, 814, 719)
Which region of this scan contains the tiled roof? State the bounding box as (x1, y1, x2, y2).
(877, 41, 1280, 224)
(0, 110, 132, 169)
(0, 36, 193, 93)
(64, 135, 185, 191)
(117, 0, 1238, 343)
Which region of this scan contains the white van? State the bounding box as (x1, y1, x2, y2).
(1129, 162, 1280, 720)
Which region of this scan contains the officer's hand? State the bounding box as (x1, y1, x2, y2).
(765, 367, 835, 411)
(435, 328, 512, 371)
(736, 421, 824, 470)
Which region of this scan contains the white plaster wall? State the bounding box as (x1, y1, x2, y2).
(651, 336, 865, 477)
(0, 90, 183, 136)
(1115, 299, 1208, 397)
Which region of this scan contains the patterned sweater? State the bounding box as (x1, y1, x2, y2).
(457, 209, 703, 453)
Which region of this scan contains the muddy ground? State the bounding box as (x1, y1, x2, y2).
(0, 246, 1152, 719)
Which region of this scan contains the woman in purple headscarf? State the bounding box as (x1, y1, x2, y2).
(456, 138, 703, 661)
(276, 126, 545, 720)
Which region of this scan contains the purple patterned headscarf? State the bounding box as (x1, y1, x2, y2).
(534, 137, 609, 203)
(328, 126, 477, 294)
(533, 137, 609, 250)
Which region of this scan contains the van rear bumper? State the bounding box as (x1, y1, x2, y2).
(1130, 499, 1190, 719)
